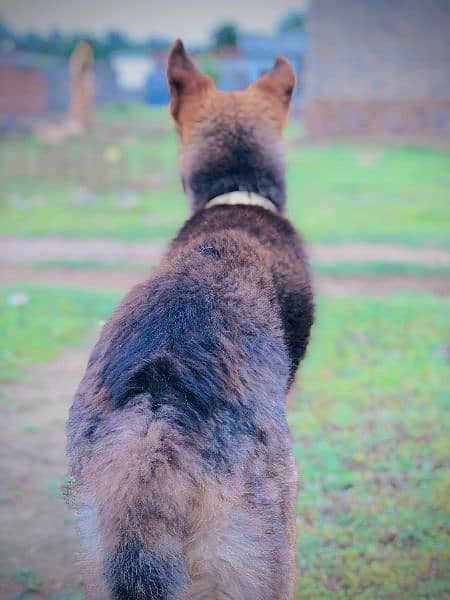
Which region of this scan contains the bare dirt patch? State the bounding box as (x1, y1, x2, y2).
(1, 237, 450, 267)
(1, 264, 145, 292)
(310, 243, 450, 266)
(0, 347, 89, 598)
(1, 237, 449, 299)
(315, 273, 450, 297)
(2, 264, 449, 297)
(1, 237, 167, 264)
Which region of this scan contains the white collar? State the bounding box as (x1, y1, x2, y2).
(204, 191, 277, 213)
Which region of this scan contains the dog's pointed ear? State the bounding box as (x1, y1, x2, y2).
(167, 39, 214, 121)
(249, 56, 295, 123)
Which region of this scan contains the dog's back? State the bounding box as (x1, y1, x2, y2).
(68, 40, 314, 600)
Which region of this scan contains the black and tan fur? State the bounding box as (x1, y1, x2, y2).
(67, 40, 314, 599)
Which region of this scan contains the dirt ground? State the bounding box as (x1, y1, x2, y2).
(0, 347, 89, 598)
(1, 237, 450, 298)
(1, 263, 449, 297)
(1, 237, 449, 598)
(2, 237, 450, 266)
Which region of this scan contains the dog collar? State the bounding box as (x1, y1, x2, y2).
(204, 191, 277, 213)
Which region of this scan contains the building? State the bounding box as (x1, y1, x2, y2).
(217, 31, 306, 102)
(303, 0, 450, 137)
(0, 49, 117, 130)
(141, 31, 307, 108)
(0, 52, 48, 117)
(144, 51, 170, 105)
(111, 52, 154, 102)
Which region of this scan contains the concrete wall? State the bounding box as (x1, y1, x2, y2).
(0, 62, 48, 115)
(303, 0, 450, 136)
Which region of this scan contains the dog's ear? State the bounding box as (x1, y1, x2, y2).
(249, 56, 295, 124)
(167, 39, 214, 121)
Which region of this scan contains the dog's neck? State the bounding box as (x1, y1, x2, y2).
(187, 169, 286, 213)
(184, 134, 287, 213)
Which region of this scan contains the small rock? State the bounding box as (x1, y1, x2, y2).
(6, 292, 29, 307)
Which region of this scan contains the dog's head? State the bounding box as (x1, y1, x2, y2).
(166, 39, 295, 210)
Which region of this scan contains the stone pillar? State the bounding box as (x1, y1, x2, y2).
(68, 40, 95, 130)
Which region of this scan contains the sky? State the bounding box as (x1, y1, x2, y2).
(0, 0, 309, 45)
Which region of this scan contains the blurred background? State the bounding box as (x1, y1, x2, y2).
(0, 1, 449, 598)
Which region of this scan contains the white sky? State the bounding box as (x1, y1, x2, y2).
(0, 0, 309, 45)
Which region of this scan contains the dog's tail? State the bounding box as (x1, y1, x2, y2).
(105, 537, 188, 600)
(71, 378, 197, 599)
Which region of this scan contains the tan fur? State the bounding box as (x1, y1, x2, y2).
(35, 41, 94, 145)
(68, 40, 313, 600)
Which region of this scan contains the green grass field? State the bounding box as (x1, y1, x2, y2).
(0, 285, 119, 380)
(292, 294, 450, 598)
(1, 104, 449, 598)
(287, 144, 450, 247)
(1, 285, 449, 597)
(1, 104, 449, 246)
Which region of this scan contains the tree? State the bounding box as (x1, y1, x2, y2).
(0, 17, 14, 43)
(212, 23, 238, 49)
(143, 37, 171, 52)
(198, 56, 220, 84)
(278, 11, 306, 35)
(104, 30, 130, 53)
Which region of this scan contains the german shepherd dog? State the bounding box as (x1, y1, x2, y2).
(67, 40, 314, 599)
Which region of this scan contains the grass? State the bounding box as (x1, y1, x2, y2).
(0, 105, 449, 246)
(0, 285, 120, 381)
(30, 258, 152, 271)
(97, 102, 171, 129)
(0, 125, 186, 242)
(21, 424, 41, 435)
(1, 102, 449, 597)
(9, 565, 82, 599)
(1, 283, 449, 597)
(291, 293, 450, 597)
(11, 566, 42, 591)
(287, 144, 450, 248)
